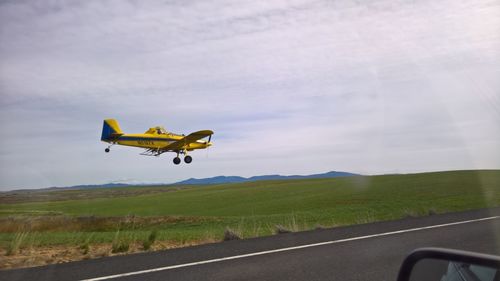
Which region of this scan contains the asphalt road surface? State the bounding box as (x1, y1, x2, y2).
(2, 207, 500, 281)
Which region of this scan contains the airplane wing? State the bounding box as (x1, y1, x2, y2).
(161, 130, 213, 151)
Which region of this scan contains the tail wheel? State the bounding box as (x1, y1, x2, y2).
(105, 148, 110, 153)
(184, 155, 192, 164)
(173, 157, 181, 165)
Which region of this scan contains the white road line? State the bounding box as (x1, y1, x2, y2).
(82, 216, 500, 281)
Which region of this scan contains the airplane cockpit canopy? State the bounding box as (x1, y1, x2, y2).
(155, 126, 168, 134)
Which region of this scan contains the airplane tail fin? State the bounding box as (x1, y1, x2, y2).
(101, 119, 123, 141)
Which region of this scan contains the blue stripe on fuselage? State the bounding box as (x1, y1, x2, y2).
(117, 136, 177, 142)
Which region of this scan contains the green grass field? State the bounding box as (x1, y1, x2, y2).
(1, 170, 499, 251)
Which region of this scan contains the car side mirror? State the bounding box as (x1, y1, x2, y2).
(397, 248, 500, 281)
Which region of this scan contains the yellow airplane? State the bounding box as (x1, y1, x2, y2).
(101, 119, 213, 165)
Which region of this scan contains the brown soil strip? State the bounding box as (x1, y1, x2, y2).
(0, 215, 218, 232)
(1, 239, 218, 270)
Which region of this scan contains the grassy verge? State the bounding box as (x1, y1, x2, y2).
(1, 170, 499, 268)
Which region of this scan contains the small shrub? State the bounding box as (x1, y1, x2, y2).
(79, 234, 93, 255)
(142, 240, 152, 251)
(275, 225, 291, 234)
(289, 214, 299, 232)
(403, 209, 418, 219)
(314, 224, 326, 230)
(251, 223, 262, 237)
(223, 227, 241, 241)
(428, 208, 438, 216)
(142, 230, 158, 250)
(6, 232, 28, 256)
(355, 211, 377, 224)
(112, 240, 130, 253)
(111, 231, 130, 253)
(148, 230, 157, 243)
(80, 243, 90, 255)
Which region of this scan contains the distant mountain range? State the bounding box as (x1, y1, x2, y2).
(175, 171, 359, 185)
(9, 171, 359, 192)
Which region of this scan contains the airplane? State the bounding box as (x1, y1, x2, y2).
(101, 119, 213, 165)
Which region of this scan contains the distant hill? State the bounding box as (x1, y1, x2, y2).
(29, 183, 132, 192)
(175, 176, 247, 185)
(66, 183, 131, 189)
(4, 171, 359, 192)
(175, 171, 359, 185)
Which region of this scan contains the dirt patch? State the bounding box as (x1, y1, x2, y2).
(0, 239, 218, 270)
(0, 215, 219, 232)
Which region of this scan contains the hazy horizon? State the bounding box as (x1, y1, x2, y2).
(3, 168, 500, 192)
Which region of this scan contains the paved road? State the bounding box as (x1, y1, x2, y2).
(2, 208, 500, 281)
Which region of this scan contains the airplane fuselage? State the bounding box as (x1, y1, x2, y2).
(105, 133, 210, 151)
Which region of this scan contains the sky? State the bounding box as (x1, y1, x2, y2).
(0, 0, 499, 191)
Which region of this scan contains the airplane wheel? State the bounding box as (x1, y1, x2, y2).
(105, 148, 110, 153)
(184, 155, 192, 164)
(173, 157, 181, 165)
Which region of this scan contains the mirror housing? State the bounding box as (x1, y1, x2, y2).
(397, 248, 500, 281)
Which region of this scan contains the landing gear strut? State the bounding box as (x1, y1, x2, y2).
(173, 150, 193, 165)
(104, 143, 114, 153)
